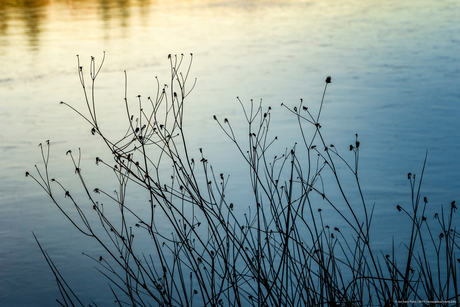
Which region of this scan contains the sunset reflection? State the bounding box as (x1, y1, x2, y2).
(0, 0, 158, 49)
(1, 3, 47, 48)
(0, 0, 307, 49)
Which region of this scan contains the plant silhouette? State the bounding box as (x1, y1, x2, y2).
(28, 54, 459, 307)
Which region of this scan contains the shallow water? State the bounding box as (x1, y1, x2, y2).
(1, 0, 459, 305)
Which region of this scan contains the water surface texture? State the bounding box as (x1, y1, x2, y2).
(1, 0, 459, 305)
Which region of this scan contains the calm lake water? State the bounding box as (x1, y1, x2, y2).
(1, 0, 459, 305)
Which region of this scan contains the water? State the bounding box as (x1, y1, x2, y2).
(1, 0, 459, 305)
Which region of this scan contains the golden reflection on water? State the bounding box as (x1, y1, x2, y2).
(0, 0, 50, 47)
(0, 0, 156, 49)
(0, 0, 306, 52)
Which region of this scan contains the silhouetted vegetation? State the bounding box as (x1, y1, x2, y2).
(28, 54, 459, 306)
